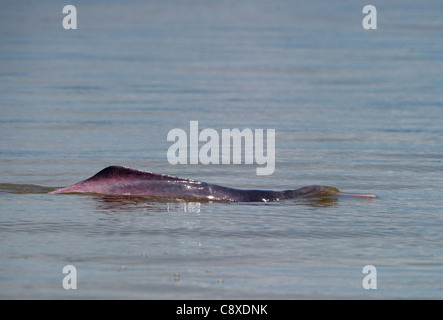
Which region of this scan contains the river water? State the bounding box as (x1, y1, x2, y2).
(1, 0, 443, 299)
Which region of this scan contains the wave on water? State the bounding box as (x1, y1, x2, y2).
(0, 183, 56, 194)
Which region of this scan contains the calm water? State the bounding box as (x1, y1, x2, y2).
(1, 0, 443, 299)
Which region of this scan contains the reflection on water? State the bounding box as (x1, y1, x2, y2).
(295, 197, 339, 207)
(0, 183, 342, 210)
(91, 194, 202, 213)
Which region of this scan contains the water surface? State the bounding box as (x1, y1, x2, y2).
(1, 0, 443, 299)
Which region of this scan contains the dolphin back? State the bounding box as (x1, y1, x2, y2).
(50, 166, 374, 201)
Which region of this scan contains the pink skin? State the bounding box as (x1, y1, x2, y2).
(336, 192, 377, 198)
(50, 166, 377, 201)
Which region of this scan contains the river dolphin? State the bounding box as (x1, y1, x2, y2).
(49, 166, 376, 201)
